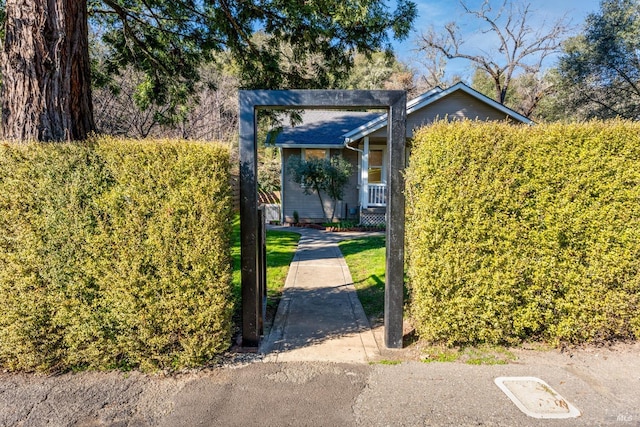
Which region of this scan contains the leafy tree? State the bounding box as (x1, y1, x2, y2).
(258, 146, 282, 196)
(555, 0, 640, 120)
(343, 51, 416, 95)
(417, 0, 569, 109)
(93, 56, 240, 139)
(287, 155, 352, 222)
(471, 68, 554, 119)
(1, 0, 417, 141)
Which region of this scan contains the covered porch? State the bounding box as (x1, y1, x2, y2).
(356, 136, 388, 225)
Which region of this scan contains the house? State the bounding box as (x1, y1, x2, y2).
(272, 82, 533, 225)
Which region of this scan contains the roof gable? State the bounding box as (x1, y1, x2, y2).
(339, 88, 445, 141)
(413, 82, 531, 122)
(344, 82, 532, 142)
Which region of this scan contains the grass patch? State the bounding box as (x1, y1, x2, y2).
(373, 359, 402, 365)
(421, 344, 516, 365)
(421, 346, 461, 363)
(231, 216, 300, 310)
(338, 235, 409, 324)
(338, 236, 386, 322)
(464, 346, 515, 365)
(264, 231, 302, 303)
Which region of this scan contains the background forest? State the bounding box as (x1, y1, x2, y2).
(1, 0, 636, 142)
(86, 0, 639, 143)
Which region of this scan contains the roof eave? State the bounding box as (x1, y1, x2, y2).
(275, 143, 346, 149)
(426, 82, 534, 125)
(280, 83, 534, 146)
(342, 115, 387, 142)
(343, 87, 446, 142)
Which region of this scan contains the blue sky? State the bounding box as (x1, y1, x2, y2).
(393, 0, 603, 80)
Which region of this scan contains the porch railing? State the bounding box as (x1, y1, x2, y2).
(367, 183, 387, 207)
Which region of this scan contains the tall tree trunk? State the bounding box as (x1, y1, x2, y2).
(2, 0, 95, 142)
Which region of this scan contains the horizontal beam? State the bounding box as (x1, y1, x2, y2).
(240, 90, 405, 110)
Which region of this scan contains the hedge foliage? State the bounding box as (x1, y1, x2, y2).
(406, 121, 640, 346)
(0, 138, 233, 371)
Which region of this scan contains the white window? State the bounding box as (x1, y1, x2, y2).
(368, 149, 384, 183)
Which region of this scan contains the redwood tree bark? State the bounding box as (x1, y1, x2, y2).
(2, 0, 95, 141)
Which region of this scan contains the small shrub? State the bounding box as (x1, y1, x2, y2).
(323, 220, 359, 230)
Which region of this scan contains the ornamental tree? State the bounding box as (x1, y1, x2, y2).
(287, 154, 352, 222)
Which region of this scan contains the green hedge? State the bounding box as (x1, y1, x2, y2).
(0, 138, 233, 371)
(406, 121, 640, 346)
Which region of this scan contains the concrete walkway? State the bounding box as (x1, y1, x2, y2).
(261, 227, 381, 363)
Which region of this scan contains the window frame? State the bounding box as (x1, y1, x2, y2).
(302, 148, 329, 160)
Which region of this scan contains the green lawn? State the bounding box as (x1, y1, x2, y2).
(231, 221, 392, 325)
(231, 216, 300, 310)
(337, 236, 387, 323)
(339, 235, 411, 325)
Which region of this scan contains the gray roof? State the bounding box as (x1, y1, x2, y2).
(273, 110, 382, 148)
(273, 83, 533, 148)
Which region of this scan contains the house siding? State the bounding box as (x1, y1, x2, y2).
(282, 148, 359, 223)
(370, 91, 519, 138)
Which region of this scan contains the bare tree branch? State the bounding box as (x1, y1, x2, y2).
(417, 0, 571, 110)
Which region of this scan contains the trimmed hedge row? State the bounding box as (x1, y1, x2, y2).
(406, 121, 640, 346)
(0, 138, 233, 371)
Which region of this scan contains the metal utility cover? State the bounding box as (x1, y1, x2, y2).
(494, 376, 581, 419)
